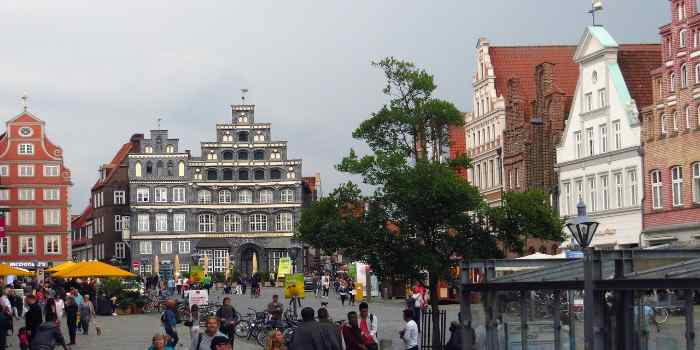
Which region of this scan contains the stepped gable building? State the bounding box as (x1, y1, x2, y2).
(641, 0, 700, 246)
(0, 109, 72, 269)
(556, 26, 660, 249)
(128, 103, 303, 278)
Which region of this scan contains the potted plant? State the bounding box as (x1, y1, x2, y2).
(132, 297, 147, 314)
(116, 297, 132, 315)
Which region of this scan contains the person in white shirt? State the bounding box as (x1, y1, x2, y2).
(0, 289, 11, 314)
(400, 309, 419, 350)
(54, 297, 65, 319)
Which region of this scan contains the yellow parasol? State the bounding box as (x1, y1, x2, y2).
(174, 255, 180, 277)
(153, 255, 160, 275)
(203, 255, 209, 274)
(52, 260, 135, 278)
(0, 263, 34, 277)
(252, 252, 258, 274)
(224, 255, 230, 280)
(46, 261, 76, 273)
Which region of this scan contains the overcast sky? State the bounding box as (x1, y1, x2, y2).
(0, 1, 668, 213)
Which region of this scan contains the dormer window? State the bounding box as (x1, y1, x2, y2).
(144, 146, 153, 154)
(238, 113, 248, 123)
(223, 131, 233, 142)
(165, 145, 174, 153)
(271, 149, 281, 160)
(254, 131, 265, 142)
(207, 151, 217, 160)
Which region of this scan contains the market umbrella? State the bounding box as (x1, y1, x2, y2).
(153, 255, 160, 275)
(174, 255, 180, 277)
(0, 263, 34, 277)
(46, 261, 76, 273)
(252, 252, 258, 274)
(224, 255, 230, 280)
(203, 255, 209, 274)
(52, 260, 135, 278)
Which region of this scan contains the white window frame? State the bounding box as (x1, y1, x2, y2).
(628, 170, 639, 207)
(585, 92, 593, 112)
(178, 241, 190, 254)
(0, 237, 9, 255)
(586, 127, 594, 156)
(575, 131, 583, 158)
(0, 189, 9, 201)
(281, 189, 294, 203)
(563, 182, 571, 216)
(137, 214, 150, 232)
(136, 187, 150, 203)
(661, 114, 668, 135)
(154, 187, 168, 203)
(686, 106, 692, 130)
(680, 29, 688, 49)
(693, 163, 700, 204)
(598, 88, 607, 108)
(670, 73, 676, 92)
(239, 190, 252, 204)
(672, 166, 684, 207)
(160, 241, 172, 254)
(113, 190, 125, 205)
(600, 175, 609, 211)
(155, 213, 168, 232)
(18, 209, 35, 226)
(43, 208, 61, 226)
(173, 213, 186, 232)
(219, 190, 232, 204)
(18, 165, 34, 177)
(223, 213, 241, 232)
(18, 188, 35, 201)
(587, 177, 597, 212)
(651, 170, 663, 209)
(681, 63, 689, 88)
(44, 235, 61, 255)
(44, 188, 60, 201)
(19, 236, 35, 255)
(0, 165, 8, 177)
(198, 213, 216, 232)
(249, 214, 268, 232)
(673, 112, 679, 131)
(599, 124, 608, 153)
(275, 212, 294, 231)
(140, 241, 152, 255)
(615, 173, 624, 209)
(259, 190, 273, 204)
(43, 165, 59, 177)
(18, 143, 34, 155)
(197, 190, 212, 204)
(172, 187, 186, 203)
(115, 242, 126, 259)
(114, 215, 123, 231)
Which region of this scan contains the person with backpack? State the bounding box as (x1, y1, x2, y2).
(357, 302, 379, 350)
(161, 299, 179, 348)
(191, 316, 226, 350)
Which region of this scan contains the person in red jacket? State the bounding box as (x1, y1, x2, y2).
(342, 311, 366, 350)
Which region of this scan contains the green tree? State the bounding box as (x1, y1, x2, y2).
(297, 57, 563, 348)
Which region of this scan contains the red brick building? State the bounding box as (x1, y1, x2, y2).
(0, 110, 72, 269)
(641, 0, 700, 246)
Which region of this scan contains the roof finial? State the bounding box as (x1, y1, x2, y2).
(21, 93, 28, 112)
(589, 0, 603, 26)
(157, 117, 162, 129)
(241, 88, 248, 104)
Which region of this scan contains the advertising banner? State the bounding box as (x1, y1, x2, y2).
(284, 273, 305, 299)
(277, 257, 292, 278)
(190, 265, 205, 283)
(186, 289, 209, 309)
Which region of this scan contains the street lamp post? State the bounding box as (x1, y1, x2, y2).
(565, 200, 600, 350)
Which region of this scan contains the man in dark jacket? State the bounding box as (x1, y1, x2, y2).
(317, 308, 342, 350)
(289, 307, 326, 350)
(25, 295, 43, 340)
(29, 320, 69, 350)
(64, 297, 78, 345)
(215, 297, 237, 339)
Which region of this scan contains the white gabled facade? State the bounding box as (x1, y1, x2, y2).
(556, 26, 644, 248)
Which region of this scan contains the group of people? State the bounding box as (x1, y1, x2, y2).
(313, 273, 357, 306)
(0, 278, 99, 350)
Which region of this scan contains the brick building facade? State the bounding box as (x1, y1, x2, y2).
(641, 0, 700, 246)
(0, 110, 72, 269)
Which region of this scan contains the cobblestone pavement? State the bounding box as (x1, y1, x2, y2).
(4, 288, 461, 350)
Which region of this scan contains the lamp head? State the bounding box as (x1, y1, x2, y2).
(592, 0, 603, 11)
(565, 200, 600, 249)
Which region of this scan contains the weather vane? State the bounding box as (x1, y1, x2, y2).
(589, 0, 603, 26)
(21, 93, 28, 112)
(157, 117, 162, 129)
(241, 88, 249, 104)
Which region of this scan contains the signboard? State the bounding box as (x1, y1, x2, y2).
(9, 262, 48, 269)
(348, 263, 357, 279)
(277, 257, 292, 278)
(132, 261, 140, 268)
(186, 289, 209, 309)
(565, 251, 584, 259)
(190, 265, 205, 283)
(284, 273, 305, 299)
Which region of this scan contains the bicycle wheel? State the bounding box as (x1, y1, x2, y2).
(234, 320, 251, 338)
(257, 328, 269, 346)
(655, 308, 669, 324)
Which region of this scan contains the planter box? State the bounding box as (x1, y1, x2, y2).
(131, 306, 144, 314)
(116, 307, 132, 315)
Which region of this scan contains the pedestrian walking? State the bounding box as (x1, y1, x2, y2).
(339, 284, 348, 306)
(79, 295, 95, 335)
(349, 282, 356, 306)
(288, 307, 324, 350)
(161, 300, 179, 348)
(29, 319, 70, 350)
(54, 297, 64, 320)
(0, 306, 11, 350)
(410, 287, 424, 328)
(399, 309, 419, 350)
(24, 294, 43, 341)
(191, 316, 226, 350)
(341, 311, 366, 350)
(215, 297, 238, 341)
(321, 274, 330, 298)
(266, 295, 284, 326)
(148, 333, 175, 350)
(64, 297, 78, 346)
(317, 308, 342, 350)
(357, 302, 379, 350)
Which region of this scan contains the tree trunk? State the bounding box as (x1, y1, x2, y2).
(429, 272, 442, 349)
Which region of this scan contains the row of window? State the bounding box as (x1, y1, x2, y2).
(0, 188, 60, 201)
(471, 157, 502, 190)
(469, 121, 498, 150)
(665, 63, 700, 94)
(650, 163, 700, 209)
(135, 212, 294, 233)
(561, 169, 639, 216)
(474, 94, 491, 118)
(138, 240, 191, 255)
(192, 167, 295, 181)
(583, 88, 607, 113)
(219, 130, 265, 143)
(134, 160, 185, 177)
(657, 106, 700, 135)
(135, 187, 295, 204)
(0, 235, 61, 255)
(204, 149, 282, 161)
(573, 120, 623, 159)
(7, 209, 63, 226)
(0, 164, 60, 177)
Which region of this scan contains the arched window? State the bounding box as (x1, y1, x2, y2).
(198, 213, 216, 232)
(219, 190, 232, 203)
(254, 169, 265, 180)
(661, 114, 668, 134)
(271, 150, 281, 160)
(135, 162, 142, 177)
(144, 145, 153, 154)
(207, 151, 217, 160)
(680, 30, 688, 49)
(197, 190, 212, 204)
(238, 131, 249, 142)
(281, 189, 294, 203)
(156, 161, 164, 176)
(206, 169, 218, 181)
(270, 169, 282, 180)
(237, 150, 249, 160)
(259, 190, 273, 204)
(222, 168, 234, 180)
(146, 161, 153, 175)
(167, 161, 174, 176)
(253, 131, 265, 142)
(253, 150, 265, 160)
(670, 73, 676, 92)
(165, 145, 174, 153)
(178, 161, 185, 177)
(672, 166, 684, 207)
(222, 151, 234, 160)
(238, 169, 249, 180)
(681, 64, 688, 88)
(239, 190, 252, 204)
(275, 212, 294, 231)
(651, 170, 663, 209)
(249, 214, 268, 232)
(223, 214, 241, 232)
(673, 112, 679, 131)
